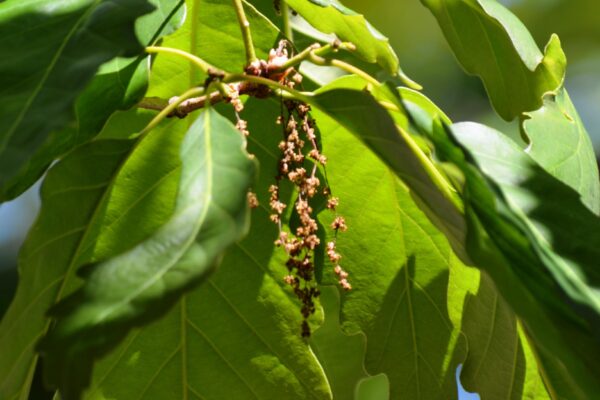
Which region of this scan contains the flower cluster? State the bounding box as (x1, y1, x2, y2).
(237, 41, 351, 337)
(245, 40, 300, 85)
(268, 93, 350, 337)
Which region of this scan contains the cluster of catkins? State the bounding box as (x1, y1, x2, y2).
(269, 92, 351, 337)
(236, 41, 351, 337)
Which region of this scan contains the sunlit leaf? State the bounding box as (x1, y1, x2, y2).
(420, 0, 566, 120)
(310, 76, 467, 259)
(285, 0, 399, 75)
(148, 0, 279, 98)
(427, 119, 600, 399)
(522, 88, 600, 213)
(39, 109, 256, 399)
(82, 99, 333, 400)
(312, 104, 469, 399)
(310, 287, 368, 399)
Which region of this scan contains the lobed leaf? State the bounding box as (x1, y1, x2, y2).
(0, 0, 156, 201)
(421, 0, 600, 214)
(420, 0, 566, 120)
(427, 119, 600, 399)
(311, 100, 548, 399)
(522, 88, 600, 213)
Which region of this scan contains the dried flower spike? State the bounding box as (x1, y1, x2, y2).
(331, 216, 348, 232)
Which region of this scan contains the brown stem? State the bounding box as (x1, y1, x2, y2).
(169, 91, 224, 118)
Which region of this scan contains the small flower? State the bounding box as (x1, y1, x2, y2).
(331, 216, 348, 232)
(326, 197, 339, 210)
(235, 119, 249, 136)
(247, 191, 259, 209)
(304, 234, 320, 250)
(292, 73, 303, 84)
(339, 279, 352, 291)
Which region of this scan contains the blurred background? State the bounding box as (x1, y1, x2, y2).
(0, 2, 598, 395)
(342, 0, 600, 145)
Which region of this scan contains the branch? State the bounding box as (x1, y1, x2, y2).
(139, 87, 205, 136)
(138, 74, 314, 118)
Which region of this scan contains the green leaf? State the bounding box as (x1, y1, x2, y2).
(0, 116, 187, 399)
(0, 0, 186, 202)
(39, 109, 257, 399)
(522, 88, 600, 213)
(0, 0, 155, 200)
(148, 0, 279, 98)
(459, 273, 550, 400)
(428, 119, 600, 399)
(312, 77, 550, 400)
(310, 76, 467, 260)
(310, 287, 368, 399)
(82, 99, 332, 400)
(311, 105, 468, 399)
(285, 0, 399, 75)
(420, 0, 566, 120)
(355, 375, 389, 400)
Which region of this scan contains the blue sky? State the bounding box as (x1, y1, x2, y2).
(457, 365, 481, 400)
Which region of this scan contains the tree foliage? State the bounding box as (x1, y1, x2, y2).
(0, 0, 598, 399)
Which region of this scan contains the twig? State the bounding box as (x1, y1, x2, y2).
(168, 91, 224, 118)
(281, 0, 293, 42)
(138, 73, 314, 118)
(139, 87, 205, 136)
(146, 46, 221, 75)
(232, 0, 258, 64)
(309, 53, 380, 86)
(190, 0, 202, 85)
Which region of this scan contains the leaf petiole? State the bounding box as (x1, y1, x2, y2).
(277, 41, 356, 71)
(145, 46, 222, 75)
(309, 53, 380, 86)
(232, 0, 258, 64)
(280, 0, 293, 42)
